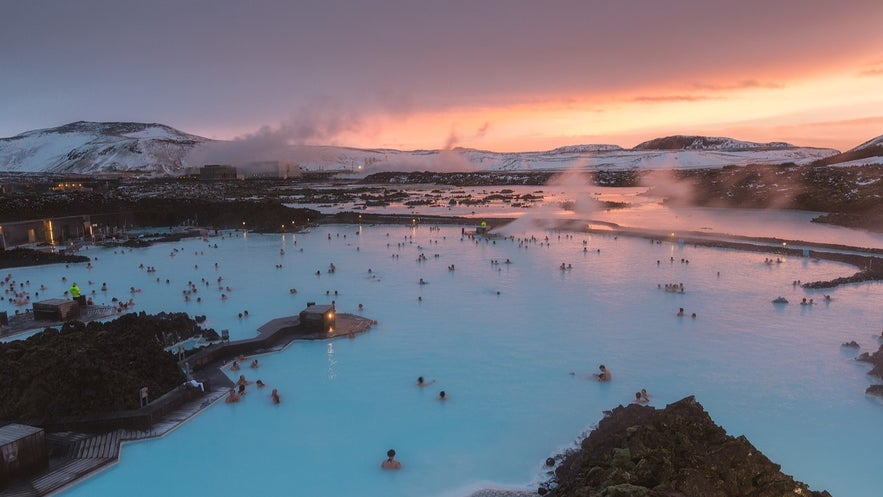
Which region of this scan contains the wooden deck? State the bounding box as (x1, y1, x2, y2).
(0, 305, 117, 340)
(0, 312, 374, 497)
(0, 388, 228, 497)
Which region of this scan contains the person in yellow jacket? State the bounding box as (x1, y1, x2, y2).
(69, 283, 81, 299)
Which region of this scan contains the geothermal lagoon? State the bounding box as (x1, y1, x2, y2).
(3, 200, 883, 497)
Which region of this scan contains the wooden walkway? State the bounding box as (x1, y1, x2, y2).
(0, 389, 228, 497)
(0, 305, 117, 340)
(0, 312, 374, 497)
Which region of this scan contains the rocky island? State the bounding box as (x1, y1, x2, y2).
(546, 397, 831, 497)
(0, 312, 214, 424)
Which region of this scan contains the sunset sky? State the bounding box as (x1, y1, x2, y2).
(2, 0, 882, 152)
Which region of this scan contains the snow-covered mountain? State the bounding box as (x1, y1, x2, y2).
(318, 138, 838, 175)
(0, 121, 210, 175)
(633, 135, 792, 150)
(851, 134, 883, 152)
(0, 122, 845, 176)
(807, 134, 883, 168)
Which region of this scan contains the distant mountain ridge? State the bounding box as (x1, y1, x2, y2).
(0, 121, 209, 175)
(806, 134, 883, 168)
(1, 121, 879, 176)
(633, 135, 792, 151)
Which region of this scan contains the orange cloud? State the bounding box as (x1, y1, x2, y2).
(690, 80, 784, 91)
(631, 95, 719, 103)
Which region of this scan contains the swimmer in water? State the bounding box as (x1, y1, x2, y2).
(593, 365, 611, 382)
(381, 449, 402, 470)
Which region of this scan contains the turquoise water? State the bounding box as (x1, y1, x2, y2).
(4, 224, 881, 497)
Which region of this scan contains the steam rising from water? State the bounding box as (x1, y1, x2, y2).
(365, 124, 494, 173)
(187, 102, 364, 166)
(187, 110, 493, 174)
(639, 169, 696, 206)
(495, 167, 601, 236)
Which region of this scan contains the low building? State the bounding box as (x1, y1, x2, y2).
(199, 165, 237, 180)
(0, 424, 48, 485)
(0, 215, 92, 249)
(51, 181, 89, 192)
(33, 299, 80, 321)
(238, 161, 302, 179)
(299, 303, 335, 333)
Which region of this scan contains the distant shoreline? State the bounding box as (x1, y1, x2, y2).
(3, 211, 880, 288)
(318, 212, 883, 289)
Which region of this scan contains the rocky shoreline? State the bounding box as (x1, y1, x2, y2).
(545, 397, 832, 497)
(0, 312, 213, 424)
(2, 166, 883, 233)
(0, 247, 89, 269)
(857, 343, 883, 396)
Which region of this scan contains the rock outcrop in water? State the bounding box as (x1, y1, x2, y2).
(547, 396, 831, 497)
(0, 312, 214, 423)
(0, 247, 89, 269)
(857, 343, 883, 396)
(0, 191, 319, 233)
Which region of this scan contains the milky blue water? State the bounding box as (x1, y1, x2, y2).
(4, 223, 881, 497)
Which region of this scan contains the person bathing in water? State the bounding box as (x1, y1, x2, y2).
(593, 364, 611, 382)
(381, 449, 402, 469)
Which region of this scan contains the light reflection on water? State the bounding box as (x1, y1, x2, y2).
(4, 222, 880, 497)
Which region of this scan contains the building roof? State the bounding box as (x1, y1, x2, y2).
(0, 423, 43, 446)
(34, 298, 71, 306)
(301, 304, 333, 316)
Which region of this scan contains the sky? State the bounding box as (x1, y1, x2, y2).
(2, 0, 882, 153)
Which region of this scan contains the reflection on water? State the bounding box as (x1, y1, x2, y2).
(327, 342, 337, 380)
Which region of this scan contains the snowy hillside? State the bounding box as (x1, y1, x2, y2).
(633, 135, 792, 150)
(298, 141, 839, 176)
(0, 121, 209, 175)
(808, 134, 883, 168)
(851, 134, 883, 152)
(0, 122, 844, 176)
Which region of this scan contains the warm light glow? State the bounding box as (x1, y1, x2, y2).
(310, 63, 883, 153)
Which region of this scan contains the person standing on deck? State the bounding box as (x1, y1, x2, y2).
(69, 282, 81, 299)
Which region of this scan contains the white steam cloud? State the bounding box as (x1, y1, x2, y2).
(186, 102, 364, 166)
(495, 166, 601, 236)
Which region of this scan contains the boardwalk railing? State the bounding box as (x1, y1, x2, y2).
(37, 382, 210, 433)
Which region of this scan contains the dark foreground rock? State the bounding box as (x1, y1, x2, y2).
(0, 247, 89, 269)
(548, 396, 831, 497)
(857, 343, 883, 379)
(0, 312, 215, 423)
(866, 384, 883, 397)
(0, 192, 319, 233)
